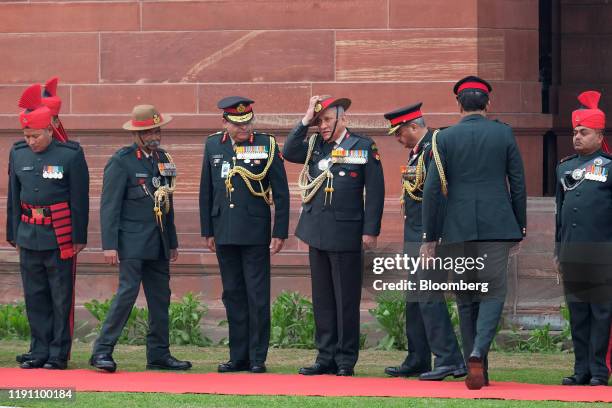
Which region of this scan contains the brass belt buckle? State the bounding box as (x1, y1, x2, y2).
(32, 208, 45, 220)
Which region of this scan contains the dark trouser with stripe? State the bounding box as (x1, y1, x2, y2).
(445, 241, 510, 366)
(216, 245, 271, 364)
(561, 262, 612, 381)
(93, 259, 171, 362)
(20, 248, 74, 361)
(309, 247, 362, 369)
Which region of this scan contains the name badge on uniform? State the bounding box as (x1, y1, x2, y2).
(21, 166, 34, 171)
(235, 145, 268, 160)
(135, 172, 149, 178)
(211, 154, 223, 165)
(221, 161, 230, 178)
(158, 162, 177, 177)
(43, 165, 63, 179)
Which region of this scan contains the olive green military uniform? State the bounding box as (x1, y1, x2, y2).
(93, 144, 178, 363)
(555, 150, 612, 383)
(7, 139, 89, 363)
(401, 130, 464, 374)
(283, 122, 385, 370)
(200, 131, 289, 365)
(423, 114, 527, 366)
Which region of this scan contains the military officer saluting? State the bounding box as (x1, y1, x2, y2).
(200, 97, 289, 374)
(383, 103, 466, 381)
(283, 95, 385, 377)
(421, 76, 527, 389)
(7, 84, 89, 370)
(90, 105, 191, 373)
(555, 91, 612, 387)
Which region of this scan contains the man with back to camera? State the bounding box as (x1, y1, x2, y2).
(555, 91, 612, 387)
(282, 95, 385, 376)
(382, 103, 466, 381)
(421, 76, 527, 389)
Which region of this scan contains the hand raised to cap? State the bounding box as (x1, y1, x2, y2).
(302, 95, 320, 126)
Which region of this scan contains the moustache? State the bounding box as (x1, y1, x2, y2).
(144, 140, 161, 149)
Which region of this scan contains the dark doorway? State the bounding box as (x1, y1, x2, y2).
(539, 0, 558, 195)
(539, 0, 554, 115)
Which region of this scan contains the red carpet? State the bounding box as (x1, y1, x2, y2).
(1, 368, 611, 402)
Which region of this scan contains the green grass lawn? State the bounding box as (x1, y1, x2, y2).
(0, 340, 608, 408)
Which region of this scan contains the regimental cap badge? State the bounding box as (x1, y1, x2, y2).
(152, 113, 161, 124)
(314, 102, 322, 113)
(236, 104, 246, 113)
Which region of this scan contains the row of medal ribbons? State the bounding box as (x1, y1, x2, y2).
(43, 165, 63, 179)
(584, 163, 608, 182)
(235, 145, 269, 160)
(331, 148, 368, 158)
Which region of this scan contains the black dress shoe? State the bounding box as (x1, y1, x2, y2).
(250, 363, 266, 373)
(20, 358, 46, 369)
(562, 374, 590, 386)
(147, 356, 192, 371)
(590, 378, 609, 386)
(419, 365, 466, 381)
(298, 363, 337, 375)
(16, 353, 33, 364)
(43, 359, 67, 370)
(218, 360, 249, 373)
(337, 367, 354, 377)
(385, 365, 429, 377)
(484, 370, 490, 386)
(89, 353, 117, 373)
